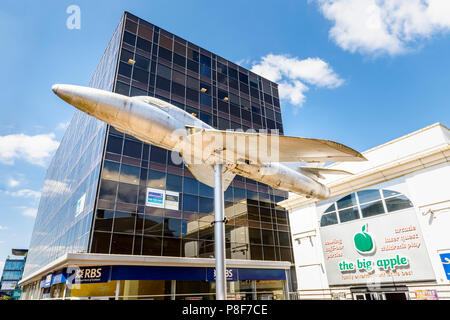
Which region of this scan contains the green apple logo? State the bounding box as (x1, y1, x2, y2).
(354, 224, 376, 255)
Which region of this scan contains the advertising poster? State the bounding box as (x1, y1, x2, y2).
(165, 191, 180, 210)
(146, 188, 165, 208)
(319, 209, 435, 286)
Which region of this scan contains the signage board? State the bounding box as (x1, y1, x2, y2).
(440, 253, 450, 280)
(414, 289, 438, 300)
(75, 193, 86, 217)
(146, 188, 165, 208)
(1, 281, 17, 291)
(319, 208, 435, 286)
(165, 191, 180, 210)
(66, 266, 111, 285)
(206, 268, 238, 282)
(146, 188, 179, 210)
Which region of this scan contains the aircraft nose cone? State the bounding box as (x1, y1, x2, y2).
(52, 84, 61, 96)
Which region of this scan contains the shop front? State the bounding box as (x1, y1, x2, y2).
(19, 253, 291, 300)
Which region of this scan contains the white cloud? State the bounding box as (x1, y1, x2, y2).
(41, 179, 71, 198)
(5, 189, 41, 199)
(17, 207, 38, 218)
(0, 226, 7, 231)
(0, 133, 59, 166)
(7, 178, 20, 188)
(314, 0, 450, 55)
(251, 54, 343, 107)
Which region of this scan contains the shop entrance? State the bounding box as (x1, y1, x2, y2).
(351, 286, 408, 300)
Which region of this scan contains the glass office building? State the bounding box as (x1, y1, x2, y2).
(0, 249, 28, 299)
(20, 12, 294, 300)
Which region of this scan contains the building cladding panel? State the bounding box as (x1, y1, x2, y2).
(24, 12, 293, 278)
(23, 17, 124, 279)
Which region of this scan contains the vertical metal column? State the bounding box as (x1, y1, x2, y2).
(214, 164, 227, 300)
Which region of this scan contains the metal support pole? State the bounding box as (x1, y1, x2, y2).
(214, 163, 227, 300)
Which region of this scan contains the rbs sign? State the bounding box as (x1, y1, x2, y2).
(67, 266, 111, 285)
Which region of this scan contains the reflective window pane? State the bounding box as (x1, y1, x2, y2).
(338, 207, 360, 223)
(336, 193, 357, 209)
(320, 212, 338, 227)
(120, 164, 140, 185)
(113, 211, 136, 233)
(385, 195, 413, 212)
(147, 169, 166, 189)
(102, 161, 120, 181)
(360, 200, 385, 217)
(357, 189, 381, 204)
(383, 190, 402, 198)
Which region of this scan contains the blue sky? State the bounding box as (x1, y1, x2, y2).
(0, 0, 449, 276)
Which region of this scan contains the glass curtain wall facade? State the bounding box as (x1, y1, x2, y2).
(91, 12, 292, 263)
(24, 11, 293, 281)
(22, 17, 124, 279)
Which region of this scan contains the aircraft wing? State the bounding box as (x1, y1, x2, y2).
(299, 167, 353, 180)
(184, 130, 366, 163)
(184, 163, 235, 190)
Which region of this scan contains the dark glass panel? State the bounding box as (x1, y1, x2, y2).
(336, 193, 357, 209)
(385, 195, 413, 212)
(199, 197, 214, 214)
(182, 194, 198, 212)
(118, 62, 132, 78)
(166, 173, 182, 192)
(123, 140, 142, 159)
(163, 238, 181, 257)
(94, 210, 114, 232)
(173, 53, 186, 68)
(164, 218, 182, 237)
(99, 180, 118, 201)
(199, 54, 211, 67)
(338, 207, 360, 223)
(120, 49, 134, 63)
(250, 244, 263, 260)
(117, 183, 139, 204)
(142, 236, 162, 256)
(132, 68, 149, 84)
(130, 86, 147, 97)
(200, 93, 211, 107)
(324, 203, 336, 213)
(278, 232, 290, 247)
(171, 82, 185, 98)
(262, 230, 274, 245)
(150, 146, 168, 164)
(320, 212, 338, 227)
(239, 72, 249, 84)
(156, 76, 171, 92)
(228, 67, 238, 79)
(249, 228, 262, 244)
(123, 31, 136, 46)
(263, 246, 276, 261)
(357, 189, 381, 204)
(187, 48, 199, 61)
(157, 64, 171, 79)
(200, 65, 211, 78)
(183, 177, 199, 195)
(110, 233, 134, 255)
(115, 81, 130, 96)
(361, 200, 385, 217)
(158, 46, 172, 61)
(102, 160, 120, 181)
(91, 232, 111, 254)
(136, 37, 152, 52)
(147, 169, 166, 189)
(187, 59, 199, 73)
(120, 164, 140, 185)
(113, 211, 136, 233)
(143, 215, 164, 236)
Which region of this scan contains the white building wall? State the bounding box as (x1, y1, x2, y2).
(286, 123, 450, 300)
